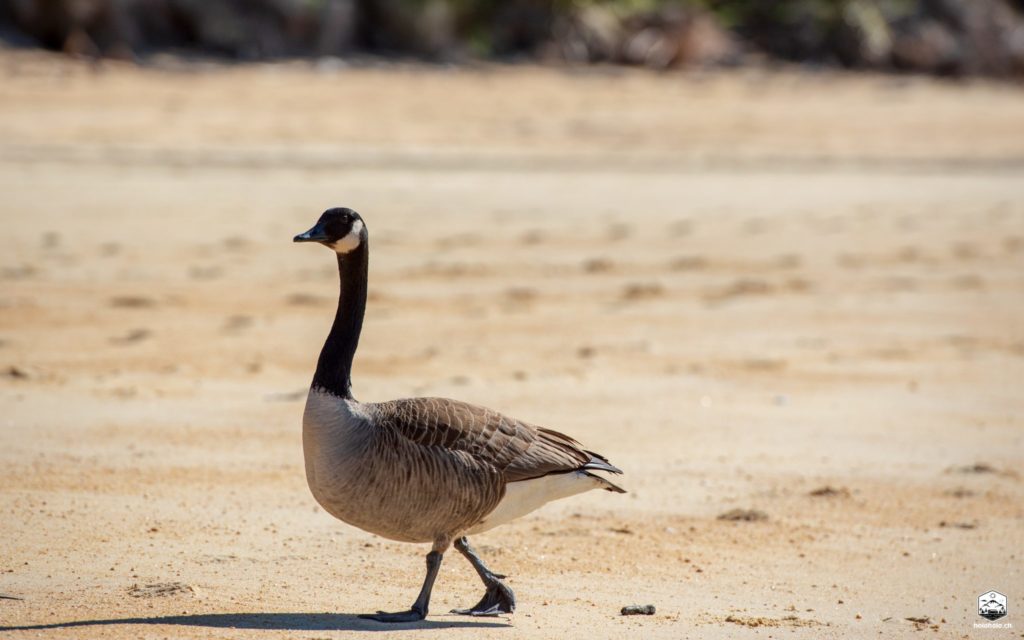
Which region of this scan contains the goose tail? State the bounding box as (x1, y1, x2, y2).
(582, 450, 626, 493)
(585, 471, 627, 493)
(582, 450, 624, 475)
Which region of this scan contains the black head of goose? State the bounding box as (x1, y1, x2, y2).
(294, 207, 625, 623)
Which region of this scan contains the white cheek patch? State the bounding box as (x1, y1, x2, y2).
(332, 219, 363, 254)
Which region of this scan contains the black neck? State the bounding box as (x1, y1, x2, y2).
(312, 243, 368, 399)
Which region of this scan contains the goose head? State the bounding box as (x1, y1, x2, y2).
(294, 207, 366, 254)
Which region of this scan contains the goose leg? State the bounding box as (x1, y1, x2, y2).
(451, 537, 516, 616)
(359, 550, 443, 623)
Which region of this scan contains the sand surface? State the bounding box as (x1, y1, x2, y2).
(1, 52, 1023, 639)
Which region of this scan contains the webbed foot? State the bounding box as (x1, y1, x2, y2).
(358, 608, 426, 623)
(451, 579, 516, 617)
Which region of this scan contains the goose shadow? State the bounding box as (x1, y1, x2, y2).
(0, 612, 510, 633)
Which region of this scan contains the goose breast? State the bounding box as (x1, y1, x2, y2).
(302, 389, 504, 543)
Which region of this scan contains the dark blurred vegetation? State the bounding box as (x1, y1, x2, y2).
(1, 0, 1022, 76)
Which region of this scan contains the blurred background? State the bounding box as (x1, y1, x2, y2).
(1, 1, 1023, 638)
(2, 0, 1024, 77)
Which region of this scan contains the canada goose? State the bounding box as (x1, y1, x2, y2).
(294, 207, 625, 623)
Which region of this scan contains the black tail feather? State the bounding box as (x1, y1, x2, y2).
(582, 450, 623, 475)
(584, 470, 627, 493)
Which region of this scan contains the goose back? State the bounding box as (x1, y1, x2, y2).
(371, 397, 622, 483)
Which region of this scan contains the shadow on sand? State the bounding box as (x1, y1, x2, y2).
(0, 612, 510, 632)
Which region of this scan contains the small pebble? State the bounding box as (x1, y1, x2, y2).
(621, 604, 656, 616)
(717, 508, 769, 522)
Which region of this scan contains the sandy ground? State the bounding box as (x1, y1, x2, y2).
(1, 51, 1023, 639)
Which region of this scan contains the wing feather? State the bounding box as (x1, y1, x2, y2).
(370, 397, 620, 484)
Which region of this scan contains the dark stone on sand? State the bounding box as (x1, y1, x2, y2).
(717, 508, 769, 522)
(621, 604, 656, 615)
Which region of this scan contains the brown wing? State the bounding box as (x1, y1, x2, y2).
(369, 397, 621, 483)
